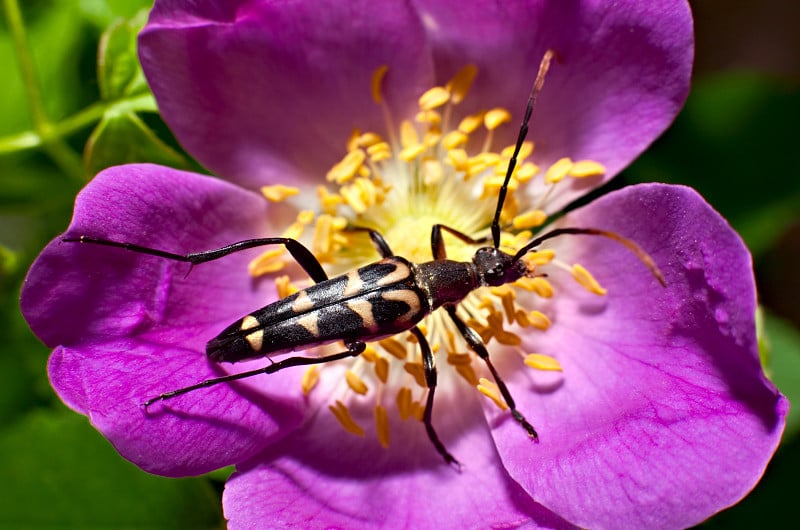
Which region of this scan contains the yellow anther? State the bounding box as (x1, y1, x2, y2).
(400, 120, 420, 149)
(480, 174, 518, 199)
(442, 130, 469, 149)
(374, 356, 389, 383)
(329, 401, 365, 436)
(248, 248, 285, 276)
(515, 162, 539, 182)
(518, 310, 551, 330)
(443, 150, 467, 173)
(446, 353, 472, 365)
(512, 210, 547, 230)
(404, 362, 426, 388)
(345, 370, 369, 395)
(545, 157, 574, 184)
(423, 130, 442, 148)
(569, 160, 606, 178)
(326, 149, 366, 184)
(313, 214, 335, 257)
(524, 249, 556, 266)
(367, 142, 392, 163)
(317, 186, 343, 215)
(515, 276, 554, 298)
(484, 108, 512, 130)
(456, 364, 479, 386)
(477, 378, 508, 410)
(411, 401, 426, 421)
(371, 65, 389, 104)
(274, 275, 300, 299)
(495, 329, 522, 346)
(396, 387, 413, 420)
(572, 263, 607, 295)
(419, 86, 451, 111)
(446, 64, 478, 104)
(379, 338, 408, 360)
(416, 109, 442, 126)
(354, 132, 384, 149)
(458, 113, 484, 134)
(260, 184, 299, 202)
(467, 318, 493, 344)
(297, 210, 315, 225)
(375, 405, 390, 448)
(524, 353, 563, 371)
(361, 345, 378, 362)
(399, 143, 426, 161)
(301, 366, 320, 395)
(501, 141, 534, 161)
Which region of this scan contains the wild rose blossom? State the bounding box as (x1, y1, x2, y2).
(22, 0, 786, 528)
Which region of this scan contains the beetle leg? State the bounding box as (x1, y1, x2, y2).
(64, 235, 329, 283)
(444, 306, 538, 440)
(409, 326, 461, 469)
(342, 225, 394, 258)
(143, 341, 366, 409)
(430, 224, 492, 260)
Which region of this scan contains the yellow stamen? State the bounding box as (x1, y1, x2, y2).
(524, 249, 556, 266)
(248, 248, 285, 276)
(371, 65, 389, 104)
(484, 108, 512, 130)
(329, 401, 365, 436)
(446, 353, 472, 365)
(524, 353, 563, 371)
(512, 210, 547, 230)
(569, 160, 606, 178)
(477, 378, 508, 410)
(515, 162, 539, 182)
(361, 345, 378, 362)
(379, 338, 408, 360)
(375, 405, 390, 448)
(545, 157, 573, 184)
(446, 64, 478, 104)
(396, 386, 413, 420)
(274, 275, 299, 299)
(418, 86, 451, 110)
(301, 366, 320, 395)
(403, 362, 426, 388)
(374, 355, 389, 383)
(458, 113, 484, 134)
(326, 149, 366, 184)
(442, 130, 469, 149)
(517, 310, 551, 330)
(572, 263, 607, 295)
(501, 141, 534, 161)
(515, 277, 554, 298)
(456, 363, 479, 386)
(260, 184, 299, 202)
(345, 370, 369, 395)
(317, 186, 343, 215)
(416, 109, 442, 126)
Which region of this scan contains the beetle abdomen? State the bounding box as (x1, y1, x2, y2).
(207, 257, 430, 362)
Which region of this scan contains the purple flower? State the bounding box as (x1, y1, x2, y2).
(22, 1, 786, 529)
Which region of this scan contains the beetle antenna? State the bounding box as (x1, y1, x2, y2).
(491, 49, 555, 249)
(513, 227, 667, 287)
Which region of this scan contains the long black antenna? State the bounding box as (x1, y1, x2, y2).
(491, 49, 555, 248)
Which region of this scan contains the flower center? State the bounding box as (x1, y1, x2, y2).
(249, 65, 607, 449)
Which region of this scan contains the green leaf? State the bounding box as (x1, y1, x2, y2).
(97, 9, 150, 101)
(0, 408, 224, 530)
(78, 0, 155, 30)
(762, 310, 800, 441)
(84, 111, 190, 175)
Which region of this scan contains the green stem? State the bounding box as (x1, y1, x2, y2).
(2, 0, 46, 129)
(0, 95, 154, 155)
(3, 0, 85, 181)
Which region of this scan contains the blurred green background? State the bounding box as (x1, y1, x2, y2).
(1, 1, 798, 528)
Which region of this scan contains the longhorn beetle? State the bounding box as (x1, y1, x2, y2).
(66, 50, 664, 467)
